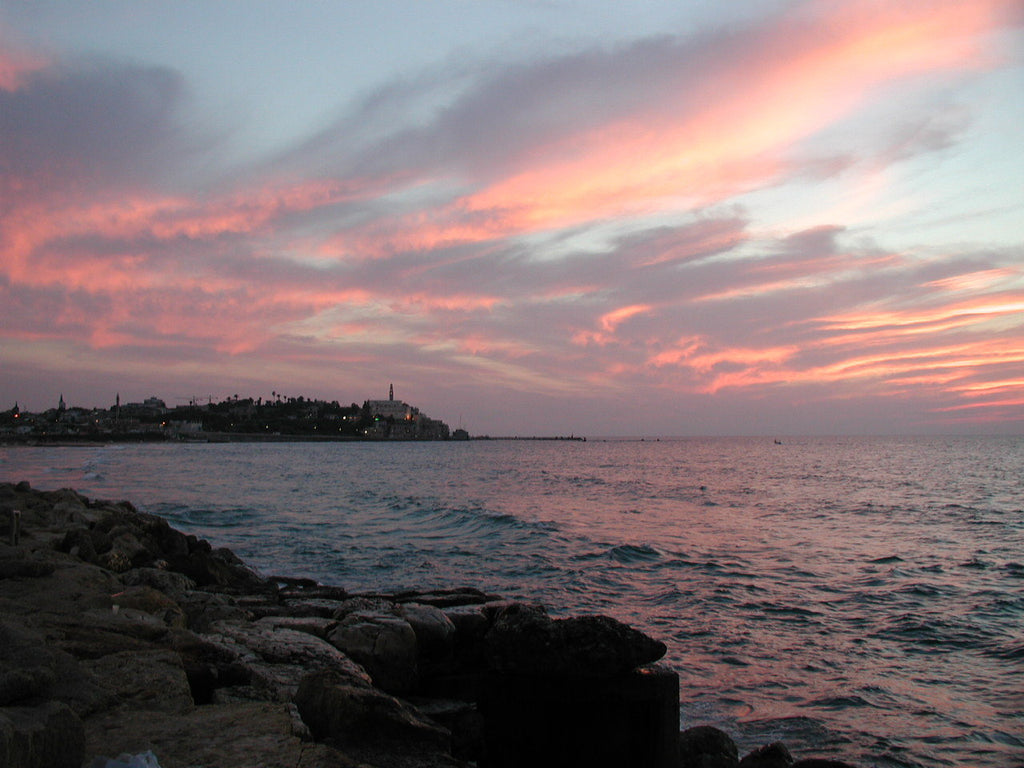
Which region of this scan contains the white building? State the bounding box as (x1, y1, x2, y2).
(365, 383, 414, 421)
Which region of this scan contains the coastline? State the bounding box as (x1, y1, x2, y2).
(1, 481, 858, 768)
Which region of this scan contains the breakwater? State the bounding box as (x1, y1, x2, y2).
(0, 481, 863, 767)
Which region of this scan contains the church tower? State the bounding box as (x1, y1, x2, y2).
(389, 383, 394, 401)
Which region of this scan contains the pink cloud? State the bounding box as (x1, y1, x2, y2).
(301, 0, 1020, 264)
(1, 2, 1021, 432)
(0, 41, 48, 91)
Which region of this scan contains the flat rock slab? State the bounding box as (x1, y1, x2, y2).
(82, 650, 193, 715)
(83, 702, 356, 768)
(256, 614, 338, 640)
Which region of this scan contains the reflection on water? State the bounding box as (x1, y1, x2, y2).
(2, 436, 1022, 767)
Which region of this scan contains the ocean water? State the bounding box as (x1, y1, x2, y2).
(2, 436, 1022, 768)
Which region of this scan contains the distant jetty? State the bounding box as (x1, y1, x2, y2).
(471, 435, 586, 442)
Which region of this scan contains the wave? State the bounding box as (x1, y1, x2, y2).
(606, 543, 662, 563)
(400, 501, 561, 542)
(153, 503, 257, 528)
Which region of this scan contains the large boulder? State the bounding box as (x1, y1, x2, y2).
(294, 669, 450, 760)
(120, 567, 196, 598)
(399, 603, 457, 661)
(81, 650, 194, 714)
(0, 701, 85, 768)
(176, 590, 253, 633)
(680, 725, 739, 767)
(328, 610, 419, 694)
(204, 619, 371, 702)
(740, 742, 794, 768)
(479, 663, 680, 768)
(110, 585, 187, 629)
(484, 603, 666, 677)
(166, 541, 268, 592)
(0, 622, 56, 705)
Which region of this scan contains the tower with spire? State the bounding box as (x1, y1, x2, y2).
(389, 383, 394, 401)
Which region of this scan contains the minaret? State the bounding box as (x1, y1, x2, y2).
(389, 383, 394, 401)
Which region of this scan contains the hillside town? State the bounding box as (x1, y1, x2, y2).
(0, 385, 466, 442)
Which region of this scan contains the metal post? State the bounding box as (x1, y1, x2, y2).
(10, 510, 20, 546)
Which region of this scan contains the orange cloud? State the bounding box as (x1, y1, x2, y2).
(573, 304, 652, 346)
(818, 296, 1024, 334)
(318, 1, 1016, 260)
(0, 178, 367, 291)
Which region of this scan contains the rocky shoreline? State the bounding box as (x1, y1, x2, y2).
(1, 481, 857, 768)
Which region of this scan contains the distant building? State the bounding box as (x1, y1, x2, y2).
(365, 383, 414, 421)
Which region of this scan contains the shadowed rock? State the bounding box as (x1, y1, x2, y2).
(0, 622, 57, 705)
(0, 701, 84, 768)
(680, 724, 740, 767)
(295, 669, 453, 765)
(329, 610, 419, 694)
(740, 741, 794, 767)
(484, 603, 666, 676)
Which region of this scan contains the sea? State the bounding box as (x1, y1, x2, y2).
(2, 436, 1022, 768)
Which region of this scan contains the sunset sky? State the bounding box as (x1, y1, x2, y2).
(2, 1, 1022, 436)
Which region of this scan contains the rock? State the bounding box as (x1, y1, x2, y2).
(176, 590, 253, 632)
(330, 596, 396, 620)
(7, 559, 122, 619)
(45, 651, 116, 719)
(82, 701, 347, 768)
(256, 614, 338, 640)
(167, 544, 268, 591)
(275, 582, 350, 602)
(392, 587, 495, 608)
(485, 603, 666, 676)
(740, 742, 794, 768)
(121, 566, 196, 598)
(480, 663, 680, 768)
(0, 559, 56, 579)
(279, 597, 350, 618)
(442, 604, 491, 670)
(294, 669, 451, 758)
(165, 630, 252, 706)
(82, 649, 194, 714)
(110, 585, 187, 629)
(58, 528, 98, 564)
(45, 605, 171, 662)
(792, 760, 859, 768)
(679, 725, 739, 767)
(204, 619, 371, 701)
(0, 622, 57, 705)
(399, 603, 457, 660)
(442, 603, 490, 638)
(413, 698, 484, 763)
(0, 701, 85, 768)
(329, 611, 419, 694)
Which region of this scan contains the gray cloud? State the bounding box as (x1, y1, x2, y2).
(0, 57, 194, 195)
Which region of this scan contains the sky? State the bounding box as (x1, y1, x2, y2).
(1, 0, 1022, 436)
